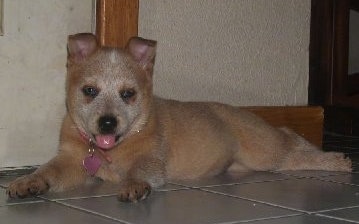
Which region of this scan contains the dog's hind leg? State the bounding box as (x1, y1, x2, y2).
(276, 128, 352, 172)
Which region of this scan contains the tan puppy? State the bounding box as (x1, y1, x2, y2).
(7, 33, 351, 202)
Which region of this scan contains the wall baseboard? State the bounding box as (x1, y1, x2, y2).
(0, 166, 38, 177)
(245, 106, 324, 147)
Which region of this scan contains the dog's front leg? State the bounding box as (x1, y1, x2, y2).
(7, 154, 87, 198)
(118, 156, 166, 202)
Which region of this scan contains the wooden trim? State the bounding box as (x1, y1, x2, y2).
(96, 0, 139, 47)
(245, 106, 324, 147)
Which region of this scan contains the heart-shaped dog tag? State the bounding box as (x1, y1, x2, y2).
(83, 155, 101, 176)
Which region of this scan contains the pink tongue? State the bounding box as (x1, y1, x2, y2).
(95, 135, 116, 150)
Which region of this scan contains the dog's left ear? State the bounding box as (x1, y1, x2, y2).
(126, 37, 157, 74)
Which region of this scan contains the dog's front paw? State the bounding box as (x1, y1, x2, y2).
(117, 180, 151, 203)
(7, 174, 49, 199)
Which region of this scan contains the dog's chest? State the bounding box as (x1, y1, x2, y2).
(94, 162, 124, 183)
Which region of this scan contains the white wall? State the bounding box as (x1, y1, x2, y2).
(139, 0, 311, 106)
(0, 0, 92, 167)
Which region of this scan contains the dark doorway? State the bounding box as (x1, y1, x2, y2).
(309, 0, 359, 135)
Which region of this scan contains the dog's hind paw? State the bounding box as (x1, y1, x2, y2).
(117, 180, 151, 203)
(317, 152, 352, 172)
(279, 151, 352, 172)
(333, 153, 352, 172)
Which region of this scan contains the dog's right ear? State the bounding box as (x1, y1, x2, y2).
(67, 33, 98, 63)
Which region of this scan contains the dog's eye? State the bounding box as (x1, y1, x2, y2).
(120, 89, 136, 101)
(82, 86, 99, 98)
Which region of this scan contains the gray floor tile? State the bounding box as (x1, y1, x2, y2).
(0, 202, 123, 224)
(318, 206, 359, 223)
(40, 180, 120, 201)
(203, 178, 359, 212)
(170, 171, 292, 187)
(0, 176, 17, 188)
(41, 182, 186, 201)
(241, 214, 354, 224)
(155, 183, 189, 191)
(0, 188, 44, 206)
(275, 170, 351, 179)
(320, 173, 359, 186)
(61, 189, 298, 224)
(41, 182, 185, 201)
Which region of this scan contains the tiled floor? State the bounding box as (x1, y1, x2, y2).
(1, 133, 359, 223)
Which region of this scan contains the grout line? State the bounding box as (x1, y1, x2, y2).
(199, 188, 308, 214)
(167, 181, 271, 189)
(272, 170, 342, 178)
(314, 205, 359, 214)
(314, 176, 359, 188)
(316, 213, 359, 224)
(198, 178, 294, 189)
(1, 200, 45, 207)
(168, 176, 295, 189)
(38, 193, 118, 202)
(154, 183, 190, 192)
(276, 172, 352, 180)
(55, 200, 130, 224)
(28, 195, 126, 222)
(232, 214, 305, 224)
(206, 182, 359, 216)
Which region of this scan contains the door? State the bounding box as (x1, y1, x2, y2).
(309, 0, 359, 134)
(95, 0, 138, 48)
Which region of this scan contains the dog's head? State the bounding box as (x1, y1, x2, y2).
(66, 33, 156, 150)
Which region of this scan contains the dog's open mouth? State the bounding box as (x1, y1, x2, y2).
(94, 134, 120, 150)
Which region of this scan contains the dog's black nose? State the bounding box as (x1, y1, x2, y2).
(98, 115, 118, 134)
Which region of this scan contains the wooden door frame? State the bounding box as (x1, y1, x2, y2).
(309, 0, 359, 135)
(95, 0, 324, 146)
(95, 0, 139, 47)
(309, 0, 359, 107)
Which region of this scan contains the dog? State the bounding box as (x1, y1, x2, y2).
(7, 33, 352, 202)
